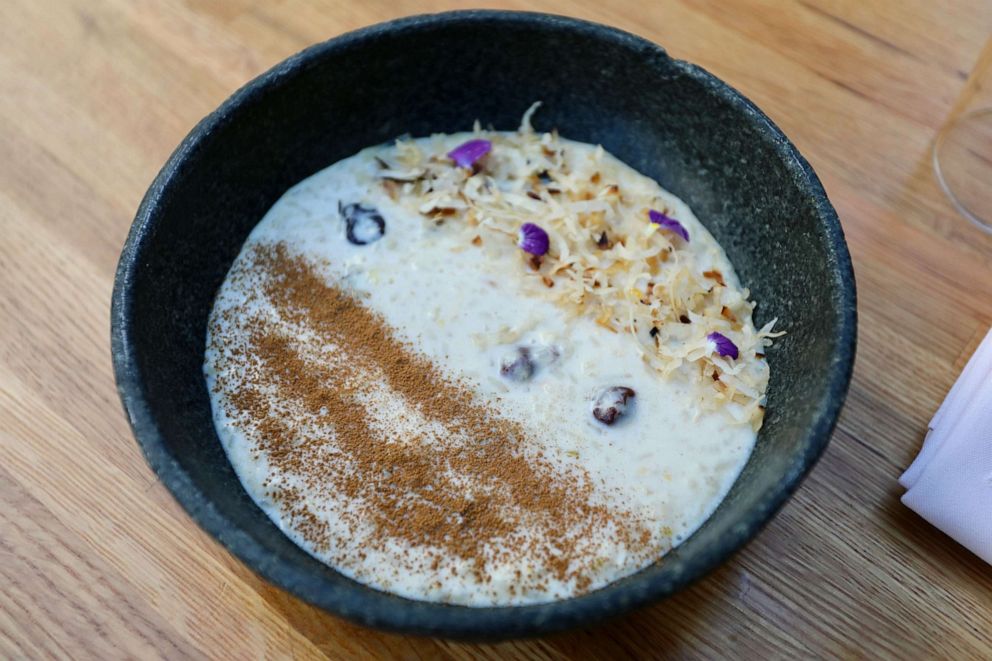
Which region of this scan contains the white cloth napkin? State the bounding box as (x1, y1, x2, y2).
(899, 327, 992, 564)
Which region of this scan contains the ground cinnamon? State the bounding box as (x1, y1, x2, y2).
(209, 242, 655, 594)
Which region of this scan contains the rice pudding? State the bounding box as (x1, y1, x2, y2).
(204, 105, 781, 607)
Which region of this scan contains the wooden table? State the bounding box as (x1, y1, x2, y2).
(3, 1, 991, 658)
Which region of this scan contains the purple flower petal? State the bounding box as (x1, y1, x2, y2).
(707, 332, 739, 360)
(649, 209, 690, 242)
(447, 139, 492, 169)
(518, 222, 549, 256)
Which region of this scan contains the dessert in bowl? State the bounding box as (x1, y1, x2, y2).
(206, 110, 781, 606)
(112, 11, 856, 638)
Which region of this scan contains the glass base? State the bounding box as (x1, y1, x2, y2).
(933, 108, 992, 234)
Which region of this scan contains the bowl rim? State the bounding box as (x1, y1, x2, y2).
(111, 9, 857, 639)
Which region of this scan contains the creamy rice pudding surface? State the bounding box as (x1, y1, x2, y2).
(204, 105, 781, 606)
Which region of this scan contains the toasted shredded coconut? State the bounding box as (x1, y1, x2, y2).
(373, 104, 782, 427)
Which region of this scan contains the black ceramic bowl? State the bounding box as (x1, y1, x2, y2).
(111, 10, 856, 639)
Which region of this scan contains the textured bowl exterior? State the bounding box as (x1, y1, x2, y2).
(111, 10, 856, 639)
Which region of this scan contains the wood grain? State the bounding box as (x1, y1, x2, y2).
(2, 1, 991, 658)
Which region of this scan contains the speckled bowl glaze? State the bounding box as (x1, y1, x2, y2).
(111, 10, 856, 639)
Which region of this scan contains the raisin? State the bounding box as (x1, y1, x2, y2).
(592, 386, 636, 425)
(339, 202, 385, 245)
(500, 347, 535, 382)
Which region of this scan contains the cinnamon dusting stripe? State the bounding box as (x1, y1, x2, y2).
(209, 242, 658, 593)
